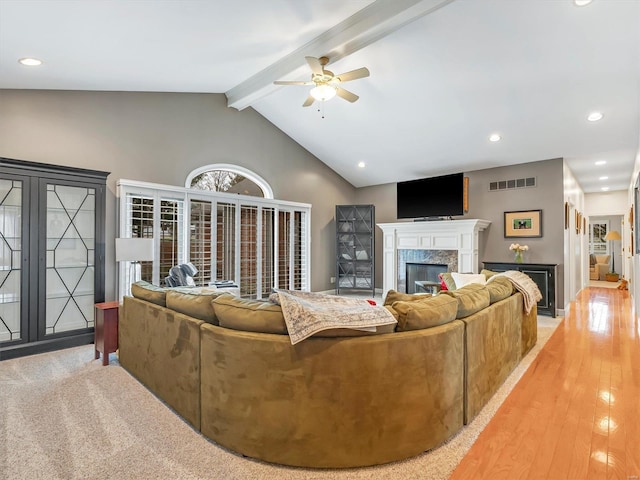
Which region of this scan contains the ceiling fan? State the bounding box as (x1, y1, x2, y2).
(274, 56, 370, 107)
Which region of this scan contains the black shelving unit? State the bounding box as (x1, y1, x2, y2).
(336, 205, 375, 297)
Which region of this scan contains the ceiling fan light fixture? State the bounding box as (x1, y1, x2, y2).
(310, 84, 337, 102)
(587, 111, 604, 122)
(18, 57, 42, 66)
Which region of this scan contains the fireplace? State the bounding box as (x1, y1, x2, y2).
(406, 263, 448, 293)
(378, 219, 491, 297)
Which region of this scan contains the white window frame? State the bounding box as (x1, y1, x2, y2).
(117, 179, 310, 300)
(184, 163, 274, 199)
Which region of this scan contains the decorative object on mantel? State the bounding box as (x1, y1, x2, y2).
(504, 210, 542, 238)
(603, 230, 622, 282)
(509, 243, 529, 263)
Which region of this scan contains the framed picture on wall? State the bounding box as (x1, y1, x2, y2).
(504, 209, 542, 238)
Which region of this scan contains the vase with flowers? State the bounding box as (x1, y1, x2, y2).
(509, 243, 529, 263)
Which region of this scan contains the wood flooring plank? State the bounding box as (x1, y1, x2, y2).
(450, 287, 637, 480)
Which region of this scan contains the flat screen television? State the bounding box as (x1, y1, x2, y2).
(397, 172, 464, 219)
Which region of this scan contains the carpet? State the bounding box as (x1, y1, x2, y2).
(0, 315, 561, 480)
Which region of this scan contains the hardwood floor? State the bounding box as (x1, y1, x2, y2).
(449, 287, 640, 480)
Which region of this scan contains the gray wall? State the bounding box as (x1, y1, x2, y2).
(0, 89, 356, 298)
(356, 158, 565, 306)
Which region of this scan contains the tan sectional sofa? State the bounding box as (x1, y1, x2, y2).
(118, 278, 537, 468)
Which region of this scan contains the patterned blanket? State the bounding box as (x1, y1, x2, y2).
(488, 270, 542, 314)
(269, 290, 397, 345)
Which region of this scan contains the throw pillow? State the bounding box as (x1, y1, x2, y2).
(439, 272, 456, 291)
(451, 272, 486, 288)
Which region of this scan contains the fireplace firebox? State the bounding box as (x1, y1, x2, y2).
(405, 263, 448, 294)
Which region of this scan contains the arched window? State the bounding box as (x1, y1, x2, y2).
(185, 164, 274, 199)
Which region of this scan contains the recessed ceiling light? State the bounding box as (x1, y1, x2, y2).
(595, 160, 607, 166)
(601, 187, 610, 191)
(599, 176, 609, 180)
(18, 57, 42, 66)
(574, 0, 593, 6)
(587, 111, 604, 122)
(357, 161, 365, 168)
(489, 133, 501, 142)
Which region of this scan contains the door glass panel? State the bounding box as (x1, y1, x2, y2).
(0, 179, 22, 343)
(45, 184, 95, 335)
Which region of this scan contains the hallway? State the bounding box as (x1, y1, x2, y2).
(450, 287, 640, 480)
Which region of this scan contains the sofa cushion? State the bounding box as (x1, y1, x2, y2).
(595, 254, 610, 264)
(391, 295, 458, 331)
(481, 269, 499, 281)
(166, 289, 232, 325)
(451, 272, 486, 288)
(213, 296, 288, 334)
(485, 277, 514, 304)
(383, 289, 431, 306)
(442, 283, 491, 318)
(131, 281, 167, 307)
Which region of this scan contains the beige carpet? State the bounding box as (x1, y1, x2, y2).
(0, 315, 561, 480)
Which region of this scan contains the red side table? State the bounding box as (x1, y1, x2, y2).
(95, 301, 120, 366)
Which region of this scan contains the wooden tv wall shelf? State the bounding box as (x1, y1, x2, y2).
(482, 262, 557, 318)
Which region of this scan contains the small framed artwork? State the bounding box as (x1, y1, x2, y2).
(504, 209, 542, 238)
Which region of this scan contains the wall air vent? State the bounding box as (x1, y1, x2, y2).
(489, 177, 536, 191)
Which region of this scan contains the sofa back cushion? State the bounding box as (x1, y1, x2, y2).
(383, 289, 431, 306)
(213, 296, 288, 334)
(166, 289, 232, 325)
(486, 277, 514, 304)
(131, 280, 167, 306)
(442, 283, 491, 318)
(391, 294, 458, 331)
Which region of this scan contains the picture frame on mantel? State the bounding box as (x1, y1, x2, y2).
(504, 209, 542, 238)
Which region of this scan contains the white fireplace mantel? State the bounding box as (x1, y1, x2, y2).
(378, 219, 491, 295)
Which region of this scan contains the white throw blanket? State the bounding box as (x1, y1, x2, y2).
(488, 270, 542, 314)
(269, 290, 397, 345)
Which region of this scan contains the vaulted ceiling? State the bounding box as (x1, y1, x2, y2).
(1, 0, 638, 192)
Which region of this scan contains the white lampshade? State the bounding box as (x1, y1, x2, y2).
(115, 238, 154, 262)
(310, 84, 337, 102)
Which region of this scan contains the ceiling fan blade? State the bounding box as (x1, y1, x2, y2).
(335, 67, 370, 83)
(302, 95, 315, 107)
(305, 56, 324, 76)
(274, 80, 315, 86)
(336, 87, 359, 103)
